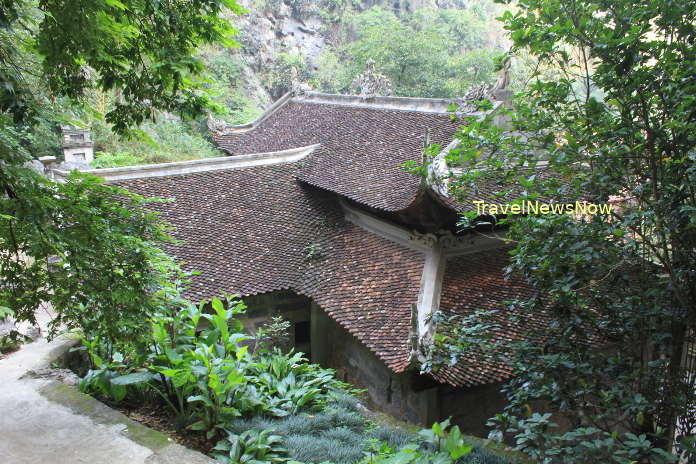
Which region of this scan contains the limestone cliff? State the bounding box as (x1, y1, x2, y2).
(222, 0, 486, 106)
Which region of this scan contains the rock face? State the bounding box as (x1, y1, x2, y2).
(223, 0, 492, 108)
(228, 0, 460, 105)
(231, 0, 329, 104)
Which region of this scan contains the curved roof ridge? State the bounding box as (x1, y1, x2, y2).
(295, 91, 455, 114)
(215, 90, 457, 142)
(220, 91, 295, 135)
(55, 144, 320, 182)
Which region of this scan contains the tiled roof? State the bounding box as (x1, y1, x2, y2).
(115, 164, 328, 299)
(431, 248, 549, 387)
(301, 222, 424, 372)
(214, 100, 460, 211)
(115, 162, 423, 373)
(114, 94, 553, 388)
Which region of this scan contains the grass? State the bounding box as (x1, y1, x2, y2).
(222, 393, 523, 464)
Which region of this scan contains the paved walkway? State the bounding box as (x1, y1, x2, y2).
(0, 312, 213, 464)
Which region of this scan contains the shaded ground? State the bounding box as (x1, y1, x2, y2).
(113, 400, 213, 455)
(0, 308, 213, 464)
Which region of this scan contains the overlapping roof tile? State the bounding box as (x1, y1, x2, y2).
(431, 248, 549, 387)
(214, 100, 460, 211)
(115, 162, 423, 373)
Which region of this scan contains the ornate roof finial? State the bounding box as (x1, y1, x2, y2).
(207, 113, 231, 137)
(287, 66, 312, 95)
(489, 53, 512, 94)
(350, 59, 393, 97)
(456, 54, 513, 113)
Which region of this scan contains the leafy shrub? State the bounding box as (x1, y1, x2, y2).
(322, 426, 360, 444)
(248, 349, 346, 417)
(213, 428, 288, 464)
(327, 391, 361, 412)
(92, 151, 145, 168)
(0, 307, 29, 353)
(369, 426, 414, 450)
(148, 298, 252, 438)
(78, 294, 356, 442)
(92, 117, 222, 167)
(273, 414, 335, 436)
(78, 340, 130, 402)
(223, 398, 371, 464)
(0, 329, 27, 353)
(418, 419, 473, 459)
(254, 315, 291, 352)
(361, 420, 475, 464)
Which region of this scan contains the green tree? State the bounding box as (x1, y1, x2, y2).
(427, 0, 696, 462)
(347, 7, 453, 97)
(0, 0, 241, 342)
(323, 6, 503, 98)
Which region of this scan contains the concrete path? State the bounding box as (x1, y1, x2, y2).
(0, 312, 214, 464)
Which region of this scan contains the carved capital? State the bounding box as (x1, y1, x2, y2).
(409, 230, 470, 250)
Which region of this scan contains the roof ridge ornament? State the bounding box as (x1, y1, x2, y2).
(207, 113, 232, 137)
(350, 59, 393, 97)
(456, 54, 513, 113)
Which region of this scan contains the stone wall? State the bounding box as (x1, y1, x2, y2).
(310, 302, 439, 425)
(241, 292, 510, 436)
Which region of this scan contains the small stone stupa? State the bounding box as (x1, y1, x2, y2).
(60, 126, 94, 168)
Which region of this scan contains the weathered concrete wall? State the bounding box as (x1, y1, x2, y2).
(310, 302, 439, 425)
(438, 382, 508, 437)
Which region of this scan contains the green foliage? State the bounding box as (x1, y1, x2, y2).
(78, 295, 351, 442)
(77, 300, 516, 464)
(255, 315, 292, 352)
(150, 298, 251, 437)
(91, 151, 145, 168)
(249, 349, 345, 417)
(78, 340, 130, 402)
(423, 0, 696, 462)
(222, 393, 375, 464)
(265, 52, 310, 99)
(213, 428, 289, 464)
(0, 162, 180, 343)
(0, 0, 242, 336)
(0, 330, 28, 354)
(92, 117, 222, 166)
(359, 420, 514, 464)
(418, 419, 473, 461)
(34, 0, 243, 134)
(0, 307, 29, 353)
(197, 46, 262, 125)
(312, 6, 504, 97)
